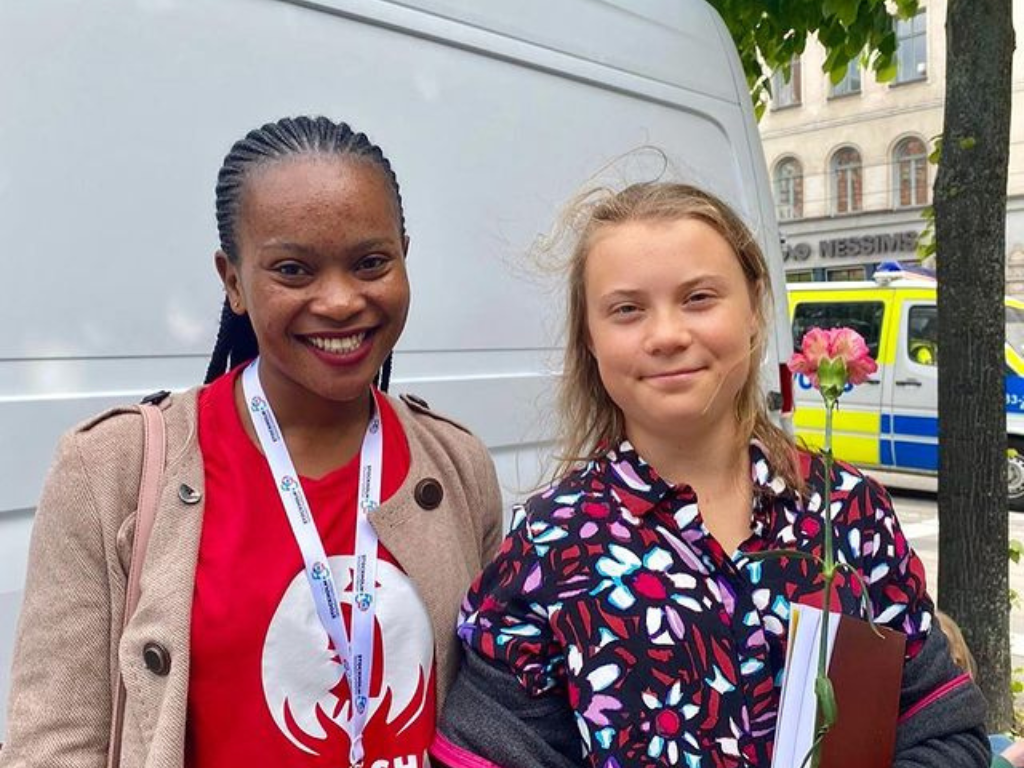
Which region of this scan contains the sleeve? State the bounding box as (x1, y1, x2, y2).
(860, 476, 932, 658)
(433, 651, 582, 768)
(857, 478, 989, 768)
(434, 505, 582, 768)
(892, 626, 990, 768)
(457, 505, 565, 697)
(0, 432, 115, 767)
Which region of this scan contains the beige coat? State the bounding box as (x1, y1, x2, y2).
(0, 388, 503, 768)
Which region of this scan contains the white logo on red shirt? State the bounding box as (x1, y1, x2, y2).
(261, 556, 433, 756)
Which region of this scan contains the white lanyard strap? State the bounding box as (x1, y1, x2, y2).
(242, 359, 382, 766)
(350, 401, 382, 762)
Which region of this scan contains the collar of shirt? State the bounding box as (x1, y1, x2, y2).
(600, 439, 801, 536)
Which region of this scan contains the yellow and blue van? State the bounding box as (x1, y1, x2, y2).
(788, 266, 1024, 509)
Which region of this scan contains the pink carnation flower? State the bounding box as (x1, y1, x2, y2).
(788, 327, 831, 386)
(788, 327, 878, 389)
(828, 327, 877, 384)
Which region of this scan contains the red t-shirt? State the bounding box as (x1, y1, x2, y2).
(186, 367, 436, 767)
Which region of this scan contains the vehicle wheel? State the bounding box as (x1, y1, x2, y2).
(1009, 439, 1024, 512)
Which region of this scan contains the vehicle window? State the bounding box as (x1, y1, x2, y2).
(792, 301, 885, 359)
(1007, 305, 1024, 359)
(907, 305, 937, 366)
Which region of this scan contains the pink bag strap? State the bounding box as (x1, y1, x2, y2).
(108, 402, 166, 768)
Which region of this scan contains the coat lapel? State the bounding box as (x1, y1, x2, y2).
(369, 399, 479, 708)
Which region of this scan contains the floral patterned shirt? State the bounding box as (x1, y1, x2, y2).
(457, 442, 932, 768)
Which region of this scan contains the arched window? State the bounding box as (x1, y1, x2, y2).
(773, 158, 804, 220)
(893, 136, 928, 207)
(831, 147, 862, 215)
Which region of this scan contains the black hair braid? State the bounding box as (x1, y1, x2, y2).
(206, 116, 406, 387)
(375, 353, 394, 393)
(204, 299, 234, 385)
(204, 298, 259, 384)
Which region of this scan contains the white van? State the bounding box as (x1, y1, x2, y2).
(0, 0, 792, 734)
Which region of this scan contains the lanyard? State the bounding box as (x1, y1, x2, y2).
(242, 359, 382, 768)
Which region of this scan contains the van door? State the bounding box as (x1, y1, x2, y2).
(886, 300, 939, 471)
(790, 291, 887, 466)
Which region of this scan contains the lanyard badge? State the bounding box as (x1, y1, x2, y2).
(242, 359, 382, 767)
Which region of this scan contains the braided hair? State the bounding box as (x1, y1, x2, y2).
(204, 116, 406, 391)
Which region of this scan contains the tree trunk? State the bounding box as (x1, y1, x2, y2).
(935, 0, 1015, 732)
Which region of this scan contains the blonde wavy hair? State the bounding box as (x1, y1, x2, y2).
(935, 610, 977, 679)
(553, 181, 802, 492)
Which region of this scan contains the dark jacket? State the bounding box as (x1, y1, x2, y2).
(435, 626, 989, 767)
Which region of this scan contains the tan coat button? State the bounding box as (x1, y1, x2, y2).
(143, 642, 171, 676)
(178, 484, 202, 504)
(414, 478, 444, 510)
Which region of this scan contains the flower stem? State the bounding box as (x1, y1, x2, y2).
(822, 402, 835, 575)
(810, 401, 837, 768)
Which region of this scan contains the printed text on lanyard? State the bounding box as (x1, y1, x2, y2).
(242, 359, 382, 768)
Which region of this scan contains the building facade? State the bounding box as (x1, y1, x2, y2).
(759, 0, 1024, 293)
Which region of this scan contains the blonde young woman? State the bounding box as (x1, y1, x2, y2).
(432, 183, 988, 768)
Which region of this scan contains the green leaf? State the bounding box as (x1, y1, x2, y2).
(845, 38, 865, 60)
(818, 22, 846, 50)
(815, 675, 838, 728)
(917, 238, 936, 262)
(745, 548, 822, 565)
(915, 205, 936, 262)
(837, 0, 859, 27)
(877, 29, 898, 57)
(829, 59, 850, 85)
(876, 58, 898, 82)
(895, 0, 921, 17)
(821, 0, 844, 19)
(1010, 539, 1024, 564)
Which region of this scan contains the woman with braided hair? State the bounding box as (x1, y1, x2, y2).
(0, 116, 503, 768)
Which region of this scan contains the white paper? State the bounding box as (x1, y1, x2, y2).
(771, 604, 841, 768)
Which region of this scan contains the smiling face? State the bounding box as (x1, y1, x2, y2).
(217, 155, 409, 415)
(584, 217, 757, 449)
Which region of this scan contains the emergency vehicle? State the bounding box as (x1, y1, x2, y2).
(788, 265, 1024, 510)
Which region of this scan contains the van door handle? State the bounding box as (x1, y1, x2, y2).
(864, 378, 881, 385)
(895, 378, 922, 387)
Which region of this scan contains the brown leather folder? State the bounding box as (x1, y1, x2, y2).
(818, 614, 907, 768)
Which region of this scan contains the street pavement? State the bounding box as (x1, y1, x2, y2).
(890, 491, 1024, 670)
